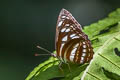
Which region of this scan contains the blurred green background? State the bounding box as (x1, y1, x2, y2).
(0, 0, 120, 80)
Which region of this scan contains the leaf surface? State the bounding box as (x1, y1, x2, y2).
(26, 8, 120, 80)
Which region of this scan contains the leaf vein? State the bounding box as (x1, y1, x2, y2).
(98, 54, 120, 69)
(87, 72, 102, 80)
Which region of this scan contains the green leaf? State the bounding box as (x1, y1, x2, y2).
(25, 57, 58, 80)
(83, 8, 120, 39)
(102, 67, 120, 80)
(81, 31, 120, 80)
(26, 56, 88, 80)
(26, 8, 120, 80)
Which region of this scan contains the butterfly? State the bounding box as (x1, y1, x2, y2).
(36, 9, 94, 65)
(54, 9, 94, 64)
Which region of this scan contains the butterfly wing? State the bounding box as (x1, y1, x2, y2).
(55, 9, 93, 64)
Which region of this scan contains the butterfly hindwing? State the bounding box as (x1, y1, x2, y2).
(55, 9, 93, 63)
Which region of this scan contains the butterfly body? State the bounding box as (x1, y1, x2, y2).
(55, 9, 94, 64)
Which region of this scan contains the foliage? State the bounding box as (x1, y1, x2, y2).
(26, 8, 120, 80)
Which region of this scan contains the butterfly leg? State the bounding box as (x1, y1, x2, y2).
(66, 63, 71, 72)
(58, 61, 64, 75)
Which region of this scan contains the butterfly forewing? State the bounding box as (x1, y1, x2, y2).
(55, 9, 93, 64)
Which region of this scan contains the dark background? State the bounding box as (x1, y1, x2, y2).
(0, 0, 120, 80)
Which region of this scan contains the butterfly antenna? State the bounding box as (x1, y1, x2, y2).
(35, 46, 56, 57)
(37, 46, 52, 54)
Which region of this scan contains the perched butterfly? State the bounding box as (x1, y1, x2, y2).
(36, 9, 94, 65)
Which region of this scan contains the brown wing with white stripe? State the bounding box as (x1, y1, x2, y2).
(55, 9, 93, 63)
